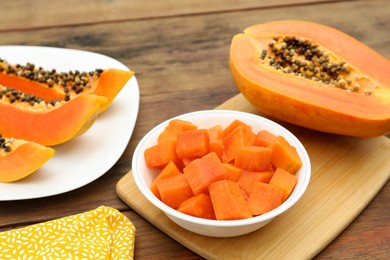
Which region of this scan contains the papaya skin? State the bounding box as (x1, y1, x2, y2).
(0, 139, 55, 182)
(230, 20, 390, 137)
(0, 93, 107, 146)
(0, 63, 133, 114)
(93, 69, 134, 113)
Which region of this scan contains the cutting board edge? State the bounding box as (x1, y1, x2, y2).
(116, 175, 216, 259)
(116, 168, 390, 259)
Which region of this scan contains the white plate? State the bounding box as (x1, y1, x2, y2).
(0, 46, 139, 201)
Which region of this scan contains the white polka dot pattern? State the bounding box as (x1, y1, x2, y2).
(0, 206, 136, 259)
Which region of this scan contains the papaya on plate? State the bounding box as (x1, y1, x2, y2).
(0, 135, 55, 182)
(0, 59, 133, 113)
(0, 85, 107, 146)
(230, 20, 390, 137)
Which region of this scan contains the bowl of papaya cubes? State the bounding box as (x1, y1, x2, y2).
(132, 110, 311, 237)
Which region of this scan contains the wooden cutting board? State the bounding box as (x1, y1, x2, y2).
(116, 94, 390, 259)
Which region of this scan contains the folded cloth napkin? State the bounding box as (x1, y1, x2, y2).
(0, 206, 136, 259)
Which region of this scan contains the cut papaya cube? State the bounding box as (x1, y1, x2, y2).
(183, 152, 227, 195)
(206, 125, 224, 160)
(237, 170, 274, 197)
(222, 125, 256, 163)
(269, 168, 298, 202)
(247, 182, 283, 215)
(178, 193, 216, 220)
(176, 129, 209, 160)
(158, 119, 197, 144)
(150, 160, 181, 199)
(182, 158, 193, 168)
(269, 136, 302, 174)
(234, 146, 273, 172)
(144, 140, 179, 169)
(209, 180, 252, 220)
(156, 174, 194, 209)
(255, 130, 277, 147)
(223, 163, 242, 182)
(222, 119, 248, 138)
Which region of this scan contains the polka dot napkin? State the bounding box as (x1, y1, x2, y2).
(0, 206, 136, 259)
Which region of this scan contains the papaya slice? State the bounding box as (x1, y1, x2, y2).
(230, 20, 390, 137)
(0, 59, 134, 113)
(0, 85, 107, 146)
(0, 135, 55, 182)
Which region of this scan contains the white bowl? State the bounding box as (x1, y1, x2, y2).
(132, 110, 311, 237)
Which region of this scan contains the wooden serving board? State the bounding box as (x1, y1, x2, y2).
(116, 94, 390, 259)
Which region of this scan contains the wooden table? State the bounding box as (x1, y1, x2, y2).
(0, 0, 389, 259)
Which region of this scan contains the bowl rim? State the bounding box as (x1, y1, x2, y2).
(132, 109, 311, 227)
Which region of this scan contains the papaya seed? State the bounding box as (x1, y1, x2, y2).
(354, 84, 360, 91)
(0, 135, 14, 153)
(338, 80, 346, 88)
(260, 49, 267, 60)
(257, 35, 367, 93)
(0, 58, 104, 97)
(0, 86, 66, 108)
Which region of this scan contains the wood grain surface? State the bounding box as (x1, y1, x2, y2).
(0, 0, 389, 259)
(1, 0, 341, 31)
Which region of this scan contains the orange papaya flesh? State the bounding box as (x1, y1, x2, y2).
(0, 59, 134, 113)
(230, 20, 390, 137)
(0, 85, 107, 146)
(0, 135, 55, 182)
(93, 69, 134, 112)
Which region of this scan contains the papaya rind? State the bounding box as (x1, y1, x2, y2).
(0, 94, 107, 146)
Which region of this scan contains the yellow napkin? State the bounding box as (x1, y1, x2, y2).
(0, 206, 136, 259)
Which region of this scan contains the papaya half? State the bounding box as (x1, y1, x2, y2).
(0, 134, 55, 182)
(0, 59, 134, 113)
(230, 20, 390, 137)
(0, 85, 107, 146)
